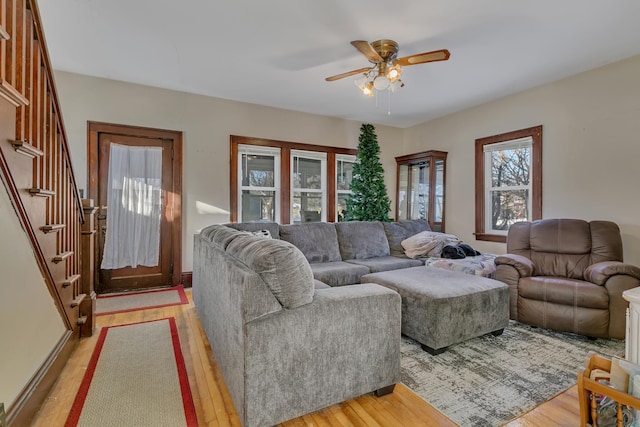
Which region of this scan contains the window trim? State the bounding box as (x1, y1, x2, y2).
(230, 136, 357, 223)
(474, 125, 542, 243)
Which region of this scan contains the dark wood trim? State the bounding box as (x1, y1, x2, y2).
(474, 233, 507, 243)
(87, 121, 183, 286)
(327, 152, 336, 222)
(474, 125, 542, 242)
(181, 271, 192, 288)
(230, 135, 357, 224)
(6, 330, 77, 427)
(280, 145, 291, 224)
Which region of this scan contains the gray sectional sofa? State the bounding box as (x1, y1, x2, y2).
(229, 219, 431, 286)
(193, 222, 407, 427)
(193, 219, 506, 426)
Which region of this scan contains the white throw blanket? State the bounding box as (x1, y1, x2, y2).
(401, 231, 461, 259)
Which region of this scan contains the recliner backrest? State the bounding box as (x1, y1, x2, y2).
(507, 219, 623, 279)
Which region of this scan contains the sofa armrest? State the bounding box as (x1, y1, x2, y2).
(584, 261, 640, 286)
(243, 283, 401, 426)
(494, 254, 535, 278)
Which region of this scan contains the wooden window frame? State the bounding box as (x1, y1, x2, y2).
(230, 136, 357, 224)
(474, 125, 542, 243)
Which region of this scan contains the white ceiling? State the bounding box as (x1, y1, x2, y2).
(37, 0, 640, 128)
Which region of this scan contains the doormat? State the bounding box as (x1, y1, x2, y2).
(401, 321, 625, 426)
(65, 318, 197, 427)
(96, 285, 188, 315)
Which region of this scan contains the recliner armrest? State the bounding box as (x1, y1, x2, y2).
(494, 254, 535, 278)
(584, 261, 640, 285)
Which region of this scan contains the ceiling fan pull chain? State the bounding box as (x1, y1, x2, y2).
(388, 90, 392, 115)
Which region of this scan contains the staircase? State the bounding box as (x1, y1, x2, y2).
(0, 0, 87, 335)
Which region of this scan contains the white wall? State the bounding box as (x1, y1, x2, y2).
(0, 125, 66, 406)
(403, 54, 640, 264)
(53, 71, 403, 271)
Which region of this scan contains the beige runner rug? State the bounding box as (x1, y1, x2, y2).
(65, 318, 197, 427)
(96, 285, 188, 315)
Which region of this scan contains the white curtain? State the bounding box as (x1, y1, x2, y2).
(101, 143, 163, 269)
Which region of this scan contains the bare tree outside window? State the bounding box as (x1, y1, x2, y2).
(490, 147, 530, 230)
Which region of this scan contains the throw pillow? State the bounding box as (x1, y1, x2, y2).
(401, 231, 461, 259)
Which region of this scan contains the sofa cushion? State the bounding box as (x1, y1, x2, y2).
(310, 261, 370, 287)
(226, 234, 314, 309)
(200, 224, 243, 249)
(346, 256, 422, 273)
(279, 223, 342, 263)
(383, 219, 432, 257)
(335, 221, 390, 260)
(226, 222, 281, 239)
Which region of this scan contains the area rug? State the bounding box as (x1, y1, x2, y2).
(96, 285, 188, 315)
(401, 321, 625, 427)
(65, 318, 197, 427)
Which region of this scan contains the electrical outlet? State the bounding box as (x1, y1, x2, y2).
(0, 402, 6, 427)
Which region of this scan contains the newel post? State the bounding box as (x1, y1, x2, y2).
(80, 198, 98, 337)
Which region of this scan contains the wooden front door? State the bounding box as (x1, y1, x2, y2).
(88, 122, 182, 293)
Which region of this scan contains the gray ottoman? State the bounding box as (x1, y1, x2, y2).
(362, 266, 509, 355)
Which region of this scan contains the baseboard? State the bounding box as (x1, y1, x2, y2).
(7, 329, 77, 427)
(181, 271, 192, 288)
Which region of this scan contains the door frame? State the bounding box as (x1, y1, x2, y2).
(87, 121, 183, 287)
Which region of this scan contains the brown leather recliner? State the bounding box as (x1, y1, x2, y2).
(494, 219, 640, 339)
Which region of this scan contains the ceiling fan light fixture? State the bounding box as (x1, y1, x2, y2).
(386, 63, 402, 81)
(362, 81, 374, 96)
(389, 79, 403, 92)
(373, 75, 390, 90)
(354, 74, 367, 89)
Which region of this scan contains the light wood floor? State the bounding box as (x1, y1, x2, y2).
(32, 290, 582, 426)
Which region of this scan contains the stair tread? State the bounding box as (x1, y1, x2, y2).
(29, 188, 56, 197)
(71, 293, 86, 307)
(53, 251, 73, 263)
(62, 274, 81, 287)
(8, 138, 41, 156)
(41, 224, 66, 233)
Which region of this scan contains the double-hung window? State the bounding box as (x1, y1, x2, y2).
(291, 150, 326, 223)
(336, 154, 356, 222)
(231, 136, 357, 224)
(475, 126, 542, 242)
(237, 145, 281, 222)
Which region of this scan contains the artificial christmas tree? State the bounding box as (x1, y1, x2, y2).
(344, 123, 392, 222)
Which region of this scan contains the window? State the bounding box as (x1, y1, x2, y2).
(237, 145, 281, 222)
(475, 125, 542, 243)
(291, 150, 326, 223)
(336, 154, 356, 222)
(230, 136, 357, 223)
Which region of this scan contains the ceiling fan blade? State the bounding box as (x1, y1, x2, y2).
(325, 67, 370, 82)
(397, 49, 451, 66)
(351, 40, 383, 63)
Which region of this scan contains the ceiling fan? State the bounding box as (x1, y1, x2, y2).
(326, 39, 450, 96)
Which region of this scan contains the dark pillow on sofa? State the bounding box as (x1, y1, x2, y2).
(442, 245, 466, 259)
(458, 243, 481, 256)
